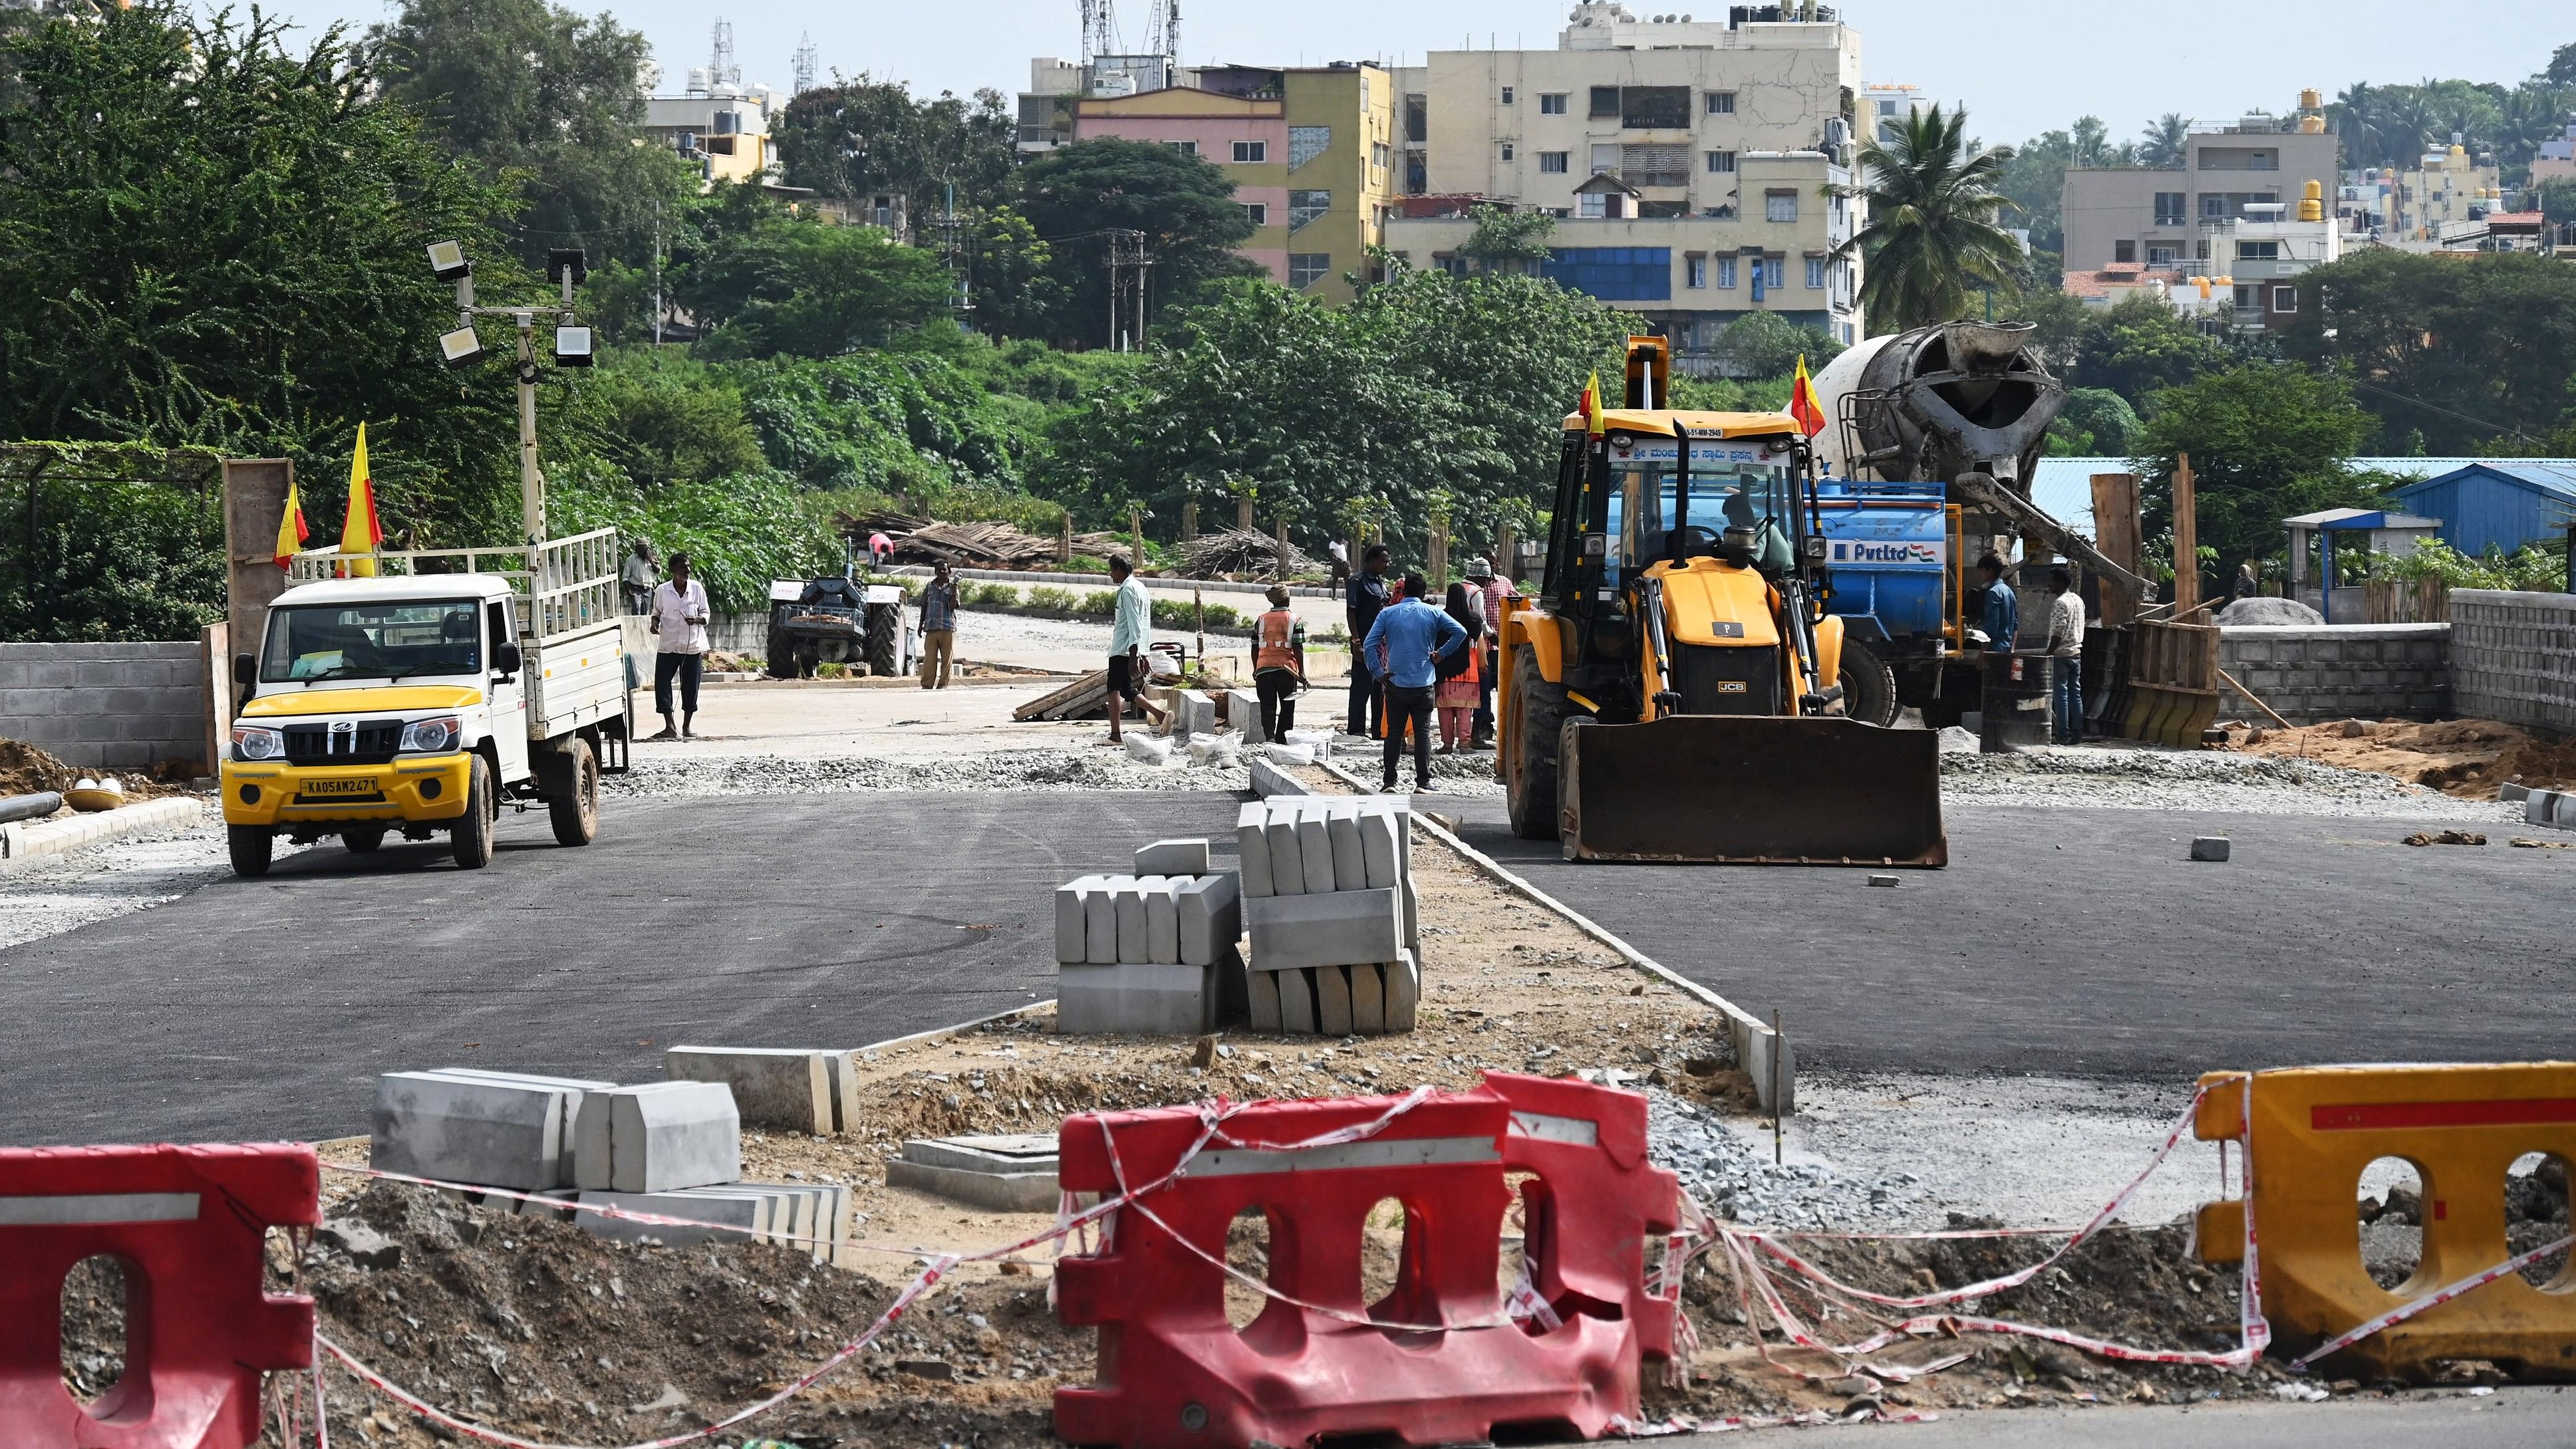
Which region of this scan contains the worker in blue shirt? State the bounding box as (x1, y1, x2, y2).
(1361, 572, 1469, 793)
(1975, 553, 2019, 652)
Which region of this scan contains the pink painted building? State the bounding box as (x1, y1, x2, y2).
(1075, 82, 1289, 283)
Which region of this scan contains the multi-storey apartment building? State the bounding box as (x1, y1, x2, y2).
(2061, 100, 2339, 273)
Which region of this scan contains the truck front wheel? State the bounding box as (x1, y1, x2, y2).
(227, 825, 273, 878)
(452, 754, 496, 870)
(548, 737, 600, 847)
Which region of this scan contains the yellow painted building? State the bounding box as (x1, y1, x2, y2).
(1279, 63, 1399, 305)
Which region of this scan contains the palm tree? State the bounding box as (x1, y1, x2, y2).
(1830, 104, 2026, 336)
(2138, 112, 2191, 168)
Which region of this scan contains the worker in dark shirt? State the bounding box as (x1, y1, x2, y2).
(1345, 544, 1392, 737)
(1976, 553, 2019, 652)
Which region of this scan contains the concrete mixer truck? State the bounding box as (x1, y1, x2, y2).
(1804, 321, 2152, 727)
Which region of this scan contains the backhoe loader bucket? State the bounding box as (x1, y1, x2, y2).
(1558, 716, 1947, 866)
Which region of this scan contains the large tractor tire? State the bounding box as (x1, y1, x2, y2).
(764, 622, 797, 679)
(1506, 644, 1568, 840)
(547, 736, 600, 847)
(451, 754, 496, 870)
(863, 602, 901, 678)
(227, 825, 273, 878)
(1838, 635, 1900, 727)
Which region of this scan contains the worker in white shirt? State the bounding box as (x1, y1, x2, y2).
(648, 551, 711, 740)
(2045, 565, 2086, 744)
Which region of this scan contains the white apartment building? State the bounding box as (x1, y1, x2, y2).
(1396, 2, 1868, 356)
(642, 89, 778, 189)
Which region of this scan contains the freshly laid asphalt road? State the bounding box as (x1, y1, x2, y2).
(9, 787, 2571, 1146)
(0, 791, 1241, 1147)
(1445, 798, 2576, 1081)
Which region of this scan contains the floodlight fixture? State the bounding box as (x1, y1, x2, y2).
(553, 326, 595, 367)
(545, 248, 589, 286)
(427, 240, 472, 282)
(438, 325, 486, 367)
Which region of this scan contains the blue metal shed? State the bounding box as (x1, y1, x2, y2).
(2388, 462, 2576, 556)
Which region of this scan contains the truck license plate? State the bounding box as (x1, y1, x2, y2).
(300, 777, 376, 796)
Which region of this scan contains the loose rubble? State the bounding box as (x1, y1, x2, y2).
(1941, 745, 2523, 819)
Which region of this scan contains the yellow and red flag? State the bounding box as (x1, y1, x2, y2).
(272, 475, 309, 570)
(1580, 369, 1606, 436)
(1788, 353, 1826, 438)
(339, 422, 383, 577)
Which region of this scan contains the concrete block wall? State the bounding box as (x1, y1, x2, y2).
(0, 642, 210, 770)
(2450, 590, 2576, 739)
(2216, 624, 2451, 725)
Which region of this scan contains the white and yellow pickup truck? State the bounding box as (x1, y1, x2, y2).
(221, 530, 632, 876)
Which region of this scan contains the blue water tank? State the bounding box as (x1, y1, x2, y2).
(1814, 483, 1947, 641)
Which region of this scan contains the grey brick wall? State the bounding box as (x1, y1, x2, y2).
(2450, 589, 2576, 739)
(0, 642, 210, 771)
(2216, 624, 2452, 725)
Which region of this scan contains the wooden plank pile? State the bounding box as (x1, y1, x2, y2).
(839, 511, 1133, 570)
(1013, 670, 1172, 725)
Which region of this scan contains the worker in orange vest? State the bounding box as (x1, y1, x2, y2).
(1252, 584, 1307, 741)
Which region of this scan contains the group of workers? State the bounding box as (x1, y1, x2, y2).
(1974, 552, 2089, 745)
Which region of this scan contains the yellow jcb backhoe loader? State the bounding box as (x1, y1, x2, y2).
(1494, 337, 1947, 866)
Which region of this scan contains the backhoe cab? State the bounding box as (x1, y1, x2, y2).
(1495, 336, 1947, 866)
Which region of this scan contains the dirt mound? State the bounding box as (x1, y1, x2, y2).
(2217, 596, 2325, 626)
(0, 739, 190, 803)
(2229, 718, 2571, 798)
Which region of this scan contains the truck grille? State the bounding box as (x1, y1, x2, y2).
(1672, 645, 1783, 717)
(281, 720, 404, 765)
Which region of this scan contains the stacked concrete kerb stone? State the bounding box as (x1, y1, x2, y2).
(1237, 797, 1421, 1036)
(1053, 839, 1246, 1035)
(2524, 788, 2576, 833)
(370, 1065, 853, 1263)
(2450, 590, 2576, 737)
(2215, 624, 2452, 725)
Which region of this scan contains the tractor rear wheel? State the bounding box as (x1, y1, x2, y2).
(1838, 635, 1900, 727)
(863, 602, 901, 677)
(764, 623, 797, 679)
(1506, 644, 1568, 840)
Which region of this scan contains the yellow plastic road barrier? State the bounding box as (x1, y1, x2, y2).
(2194, 1064, 2576, 1381)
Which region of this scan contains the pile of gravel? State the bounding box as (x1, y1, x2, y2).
(607, 747, 1248, 797)
(1941, 745, 2522, 819)
(1647, 1089, 1932, 1231)
(2215, 596, 2324, 626)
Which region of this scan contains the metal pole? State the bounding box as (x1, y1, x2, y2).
(1771, 1009, 1785, 1164)
(517, 317, 543, 554)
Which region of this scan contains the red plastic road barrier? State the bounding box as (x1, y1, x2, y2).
(1, 1144, 319, 1449)
(1053, 1077, 1679, 1448)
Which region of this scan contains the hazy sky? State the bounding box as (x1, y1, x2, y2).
(270, 0, 2565, 144)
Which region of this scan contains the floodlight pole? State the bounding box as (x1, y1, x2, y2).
(452, 265, 581, 561)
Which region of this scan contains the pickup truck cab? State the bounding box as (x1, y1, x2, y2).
(222, 537, 631, 876)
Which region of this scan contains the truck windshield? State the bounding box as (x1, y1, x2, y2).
(1603, 443, 1797, 581)
(261, 600, 482, 683)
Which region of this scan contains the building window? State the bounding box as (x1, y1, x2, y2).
(2272, 285, 2297, 313)
(2237, 240, 2280, 259)
(1289, 126, 1330, 168)
(1288, 253, 1331, 289)
(1232, 140, 1267, 163)
(1590, 85, 1621, 118)
(1805, 257, 1825, 289)
(1578, 192, 1606, 219)
(2154, 192, 2186, 226)
(1372, 142, 1390, 170)
(1706, 90, 1736, 115)
(1765, 257, 1785, 289)
(1622, 86, 1690, 129)
(1288, 190, 1330, 229)
(1706, 149, 1737, 174)
(1765, 190, 1797, 223)
(1169, 140, 1199, 156)
(1623, 144, 1689, 188)
(2147, 244, 2178, 265)
(1540, 151, 1570, 174)
(1538, 245, 1675, 302)
(1540, 92, 1568, 114)
(1686, 254, 1708, 287)
(1716, 257, 1738, 288)
(1405, 95, 1427, 144)
(1501, 142, 1515, 162)
(2114, 239, 2136, 263)
(2196, 239, 2212, 260)
(1242, 202, 1268, 225)
(1591, 142, 1621, 174)
(1501, 86, 1514, 105)
(1405, 154, 1426, 192)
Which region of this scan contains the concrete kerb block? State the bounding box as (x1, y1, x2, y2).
(577, 1188, 769, 1247)
(1174, 690, 1217, 741)
(372, 1070, 613, 1191)
(1227, 689, 1266, 746)
(665, 1046, 834, 1134)
(1086, 877, 1121, 963)
(1135, 838, 1211, 877)
(1056, 874, 1108, 962)
(887, 1134, 1062, 1213)
(1294, 803, 1336, 894)
(572, 1082, 742, 1194)
(1245, 887, 1403, 972)
(1114, 876, 1165, 964)
(1176, 871, 1241, 967)
(1728, 1016, 1796, 1117)
(1236, 802, 1275, 898)
(1147, 876, 1183, 964)
(1264, 811, 1305, 894)
(1248, 755, 1310, 799)
(2190, 836, 2232, 861)
(1057, 960, 1217, 1035)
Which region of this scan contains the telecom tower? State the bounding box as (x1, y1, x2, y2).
(791, 33, 817, 95)
(708, 20, 740, 90)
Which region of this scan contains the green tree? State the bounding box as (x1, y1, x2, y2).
(2131, 362, 2387, 581)
(2049, 387, 2142, 456)
(0, 2, 529, 543)
(1995, 126, 2076, 255)
(2137, 112, 2192, 168)
(678, 207, 958, 359)
(1456, 204, 1556, 273)
(368, 0, 695, 269)
(962, 206, 1070, 341)
(1707, 311, 1844, 379)
(771, 77, 1018, 213)
(1833, 106, 2027, 334)
(567, 356, 766, 488)
(1014, 138, 1260, 346)
(2069, 294, 2230, 410)
(2549, 41, 2576, 88)
(2280, 249, 2576, 452)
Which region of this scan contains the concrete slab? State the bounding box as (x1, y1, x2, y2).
(1263, 811, 1304, 894)
(1057, 960, 1215, 1035)
(1055, 874, 1108, 963)
(1295, 804, 1336, 894)
(1236, 801, 1275, 897)
(1245, 886, 1403, 972)
(578, 1187, 769, 1246)
(1316, 964, 1354, 1035)
(1174, 690, 1216, 741)
(1248, 968, 1281, 1032)
(1176, 871, 1240, 967)
(1135, 839, 1211, 877)
(573, 1081, 740, 1194)
(372, 1071, 583, 1191)
(1227, 689, 1265, 745)
(664, 1047, 832, 1135)
(887, 1133, 1061, 1212)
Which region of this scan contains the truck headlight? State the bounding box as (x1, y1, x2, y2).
(399, 716, 462, 753)
(231, 725, 284, 761)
